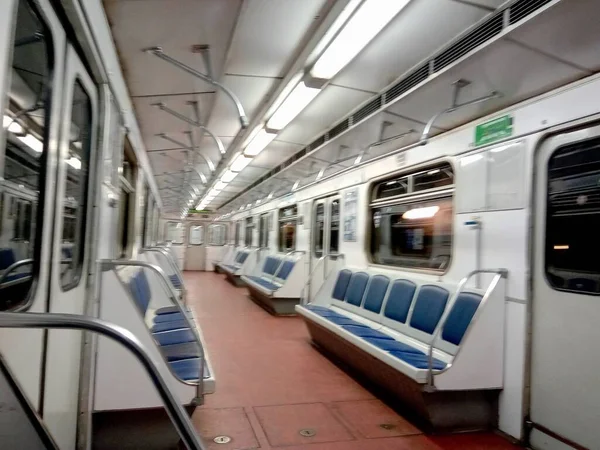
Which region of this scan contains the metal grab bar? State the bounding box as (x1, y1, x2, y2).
(100, 259, 205, 399)
(0, 258, 34, 285)
(300, 254, 345, 305)
(425, 268, 508, 390)
(0, 312, 207, 450)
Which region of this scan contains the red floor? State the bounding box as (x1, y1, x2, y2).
(187, 272, 521, 450)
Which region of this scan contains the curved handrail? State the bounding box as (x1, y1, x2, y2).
(143, 247, 188, 304)
(0, 258, 34, 285)
(299, 254, 345, 305)
(0, 312, 206, 450)
(425, 268, 508, 390)
(100, 259, 205, 398)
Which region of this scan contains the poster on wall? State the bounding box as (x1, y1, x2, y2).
(343, 189, 358, 242)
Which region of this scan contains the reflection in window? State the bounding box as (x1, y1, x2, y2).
(166, 222, 185, 244)
(330, 199, 340, 254)
(546, 140, 600, 294)
(245, 217, 253, 247)
(208, 224, 227, 245)
(314, 204, 324, 257)
(189, 225, 204, 245)
(0, 0, 51, 308)
(278, 205, 297, 252)
(60, 80, 92, 289)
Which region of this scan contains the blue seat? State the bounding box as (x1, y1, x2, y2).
(154, 311, 188, 323)
(441, 292, 482, 346)
(384, 280, 417, 323)
(129, 270, 151, 314)
(305, 305, 331, 313)
(342, 325, 393, 340)
(344, 272, 369, 306)
(222, 264, 238, 272)
(155, 305, 191, 315)
(169, 358, 201, 381)
(324, 316, 363, 326)
(169, 274, 182, 289)
(275, 260, 294, 280)
(246, 276, 279, 291)
(363, 275, 390, 313)
(409, 285, 450, 334)
(263, 256, 280, 275)
(161, 342, 201, 362)
(388, 351, 447, 370)
(151, 319, 190, 333)
(0, 248, 16, 270)
(237, 252, 249, 264)
(363, 337, 423, 354)
(153, 328, 196, 346)
(332, 269, 352, 301)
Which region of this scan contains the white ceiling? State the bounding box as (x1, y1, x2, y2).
(102, 0, 600, 214)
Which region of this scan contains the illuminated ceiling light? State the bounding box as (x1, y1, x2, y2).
(267, 191, 274, 199)
(267, 82, 321, 131)
(66, 156, 82, 170)
(230, 153, 252, 172)
(221, 169, 238, 183)
(3, 115, 24, 134)
(214, 180, 228, 190)
(402, 205, 440, 220)
(354, 154, 363, 165)
(292, 180, 300, 191)
(311, 0, 411, 80)
(17, 134, 43, 153)
(243, 128, 277, 157)
(316, 167, 326, 180)
(256, 199, 262, 205)
(247, 203, 252, 208)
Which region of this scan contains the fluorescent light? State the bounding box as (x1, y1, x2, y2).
(554, 245, 569, 250)
(66, 156, 81, 170)
(311, 0, 363, 61)
(267, 82, 321, 131)
(214, 180, 228, 190)
(402, 206, 439, 220)
(3, 115, 24, 134)
(221, 170, 238, 183)
(244, 128, 276, 156)
(230, 153, 252, 172)
(267, 192, 274, 199)
(256, 199, 262, 205)
(354, 154, 363, 165)
(311, 0, 410, 80)
(292, 180, 300, 191)
(17, 134, 43, 153)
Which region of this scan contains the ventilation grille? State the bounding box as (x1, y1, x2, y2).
(219, 0, 556, 210)
(385, 63, 430, 104)
(510, 0, 553, 24)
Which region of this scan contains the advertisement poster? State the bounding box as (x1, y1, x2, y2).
(343, 189, 357, 242)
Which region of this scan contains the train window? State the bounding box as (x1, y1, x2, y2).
(245, 216, 253, 246)
(258, 213, 270, 248)
(165, 221, 184, 244)
(370, 163, 454, 271)
(141, 184, 149, 247)
(545, 140, 600, 294)
(189, 225, 204, 245)
(152, 205, 159, 245)
(60, 79, 92, 289)
(208, 224, 226, 245)
(0, 0, 52, 309)
(314, 203, 324, 257)
(278, 205, 297, 252)
(235, 221, 241, 246)
(117, 140, 136, 258)
(330, 199, 340, 254)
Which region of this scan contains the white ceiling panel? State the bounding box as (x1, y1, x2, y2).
(386, 38, 586, 133)
(226, 0, 326, 77)
(332, 0, 494, 93)
(276, 85, 372, 145)
(250, 140, 303, 168)
(508, 0, 600, 72)
(103, 0, 243, 96)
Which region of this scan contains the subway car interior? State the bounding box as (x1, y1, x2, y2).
(1, 0, 599, 449)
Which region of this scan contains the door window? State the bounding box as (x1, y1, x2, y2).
(189, 225, 204, 245)
(166, 221, 184, 244)
(330, 199, 340, 254)
(313, 203, 324, 257)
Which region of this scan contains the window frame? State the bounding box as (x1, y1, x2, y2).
(244, 216, 254, 247)
(278, 204, 297, 253)
(116, 138, 137, 259)
(165, 221, 185, 245)
(189, 224, 204, 246)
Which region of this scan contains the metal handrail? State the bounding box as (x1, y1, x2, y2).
(100, 259, 205, 399)
(0, 312, 206, 450)
(145, 247, 186, 290)
(300, 254, 345, 305)
(0, 258, 34, 285)
(425, 268, 508, 390)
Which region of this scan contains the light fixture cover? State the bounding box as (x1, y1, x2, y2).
(243, 128, 277, 157)
(267, 82, 321, 131)
(214, 180, 228, 190)
(230, 153, 253, 172)
(311, 0, 410, 80)
(17, 134, 44, 153)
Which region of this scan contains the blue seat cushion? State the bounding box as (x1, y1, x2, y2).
(154, 328, 196, 346)
(151, 319, 190, 333)
(388, 351, 447, 370)
(276, 260, 294, 280)
(324, 316, 364, 326)
(154, 312, 188, 323)
(169, 274, 182, 289)
(332, 269, 352, 301)
(305, 305, 331, 313)
(441, 292, 482, 346)
(169, 358, 201, 381)
(342, 325, 393, 340)
(160, 342, 201, 362)
(409, 285, 450, 334)
(384, 280, 417, 323)
(263, 256, 280, 275)
(155, 305, 190, 315)
(246, 276, 279, 291)
(345, 272, 369, 306)
(363, 337, 423, 354)
(363, 275, 390, 313)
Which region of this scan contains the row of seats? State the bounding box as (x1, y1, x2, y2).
(128, 268, 208, 382)
(219, 249, 250, 275)
(244, 255, 295, 291)
(299, 269, 483, 379)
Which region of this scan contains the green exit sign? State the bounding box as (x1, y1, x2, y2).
(475, 115, 513, 147)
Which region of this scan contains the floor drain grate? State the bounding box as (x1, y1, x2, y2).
(213, 435, 232, 444)
(379, 423, 397, 430)
(299, 428, 317, 437)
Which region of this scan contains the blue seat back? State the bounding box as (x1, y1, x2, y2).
(384, 280, 417, 323)
(345, 272, 369, 306)
(129, 269, 151, 315)
(234, 251, 244, 263)
(409, 285, 450, 334)
(238, 251, 249, 264)
(0, 248, 16, 270)
(332, 269, 352, 300)
(276, 260, 294, 280)
(441, 292, 482, 345)
(263, 256, 280, 275)
(363, 275, 390, 313)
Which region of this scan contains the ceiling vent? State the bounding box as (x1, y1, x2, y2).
(220, 0, 558, 210)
